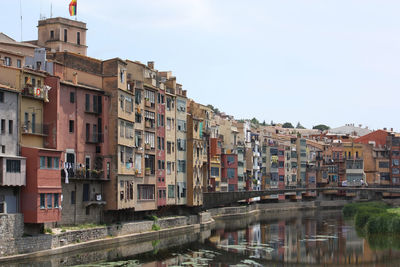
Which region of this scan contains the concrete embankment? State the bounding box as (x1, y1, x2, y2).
(0, 200, 350, 263)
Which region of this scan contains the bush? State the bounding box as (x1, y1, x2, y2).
(151, 224, 160, 231)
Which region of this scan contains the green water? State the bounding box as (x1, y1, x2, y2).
(4, 209, 400, 266)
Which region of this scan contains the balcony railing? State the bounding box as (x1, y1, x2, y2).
(22, 85, 49, 101)
(86, 133, 103, 144)
(61, 167, 104, 180)
(22, 122, 49, 135)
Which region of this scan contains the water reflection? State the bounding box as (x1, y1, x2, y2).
(4, 209, 400, 266)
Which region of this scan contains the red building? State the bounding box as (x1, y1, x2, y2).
(354, 129, 389, 148)
(43, 57, 111, 225)
(21, 147, 62, 228)
(156, 89, 166, 206)
(221, 153, 238, 192)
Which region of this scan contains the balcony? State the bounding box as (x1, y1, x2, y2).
(22, 122, 48, 136)
(22, 85, 49, 101)
(61, 167, 105, 180)
(86, 133, 103, 144)
(145, 167, 155, 176)
(0, 157, 26, 186)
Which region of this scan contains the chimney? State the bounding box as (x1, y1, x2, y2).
(384, 127, 387, 131)
(147, 61, 154, 70)
(182, 90, 187, 97)
(391, 128, 393, 132)
(73, 72, 78, 85)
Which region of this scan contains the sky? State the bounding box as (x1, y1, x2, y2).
(1, 0, 400, 131)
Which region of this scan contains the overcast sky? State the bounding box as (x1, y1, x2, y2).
(2, 0, 400, 130)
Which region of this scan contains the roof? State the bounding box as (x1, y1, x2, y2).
(328, 125, 371, 137)
(0, 32, 37, 48)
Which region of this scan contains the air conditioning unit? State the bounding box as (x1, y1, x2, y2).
(95, 194, 102, 201)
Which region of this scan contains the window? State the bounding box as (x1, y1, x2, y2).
(8, 119, 13, 134)
(6, 160, 20, 173)
(144, 131, 155, 148)
(31, 113, 36, 133)
(227, 156, 235, 165)
(47, 194, 52, 209)
(177, 139, 186, 151)
(144, 90, 155, 105)
(135, 112, 142, 123)
(379, 161, 389, 168)
(50, 30, 54, 39)
(70, 92, 75, 103)
(71, 191, 76, 204)
(86, 123, 90, 142)
(135, 154, 142, 173)
(138, 185, 155, 200)
(1, 119, 4, 134)
(40, 156, 46, 168)
(227, 168, 235, 178)
(145, 154, 155, 174)
(54, 193, 59, 208)
(64, 29, 68, 42)
(157, 114, 164, 127)
(177, 99, 186, 112)
(135, 89, 141, 104)
(177, 120, 186, 132)
(69, 120, 74, 133)
(40, 194, 45, 209)
(77, 32, 80, 45)
(4, 57, 11, 66)
(17, 59, 21, 68)
(0, 91, 3, 103)
(53, 157, 59, 169)
(85, 94, 90, 111)
(83, 184, 89, 202)
(168, 185, 175, 198)
(135, 131, 142, 147)
(211, 167, 219, 177)
(393, 159, 400, 166)
(178, 160, 186, 172)
(1, 145, 5, 153)
(47, 156, 52, 168)
(167, 162, 172, 175)
(167, 141, 172, 154)
(120, 69, 125, 83)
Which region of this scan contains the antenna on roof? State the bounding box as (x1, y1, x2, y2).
(19, 0, 23, 41)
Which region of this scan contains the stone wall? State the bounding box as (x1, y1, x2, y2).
(0, 214, 24, 240)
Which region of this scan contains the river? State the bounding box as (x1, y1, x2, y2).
(4, 208, 400, 266)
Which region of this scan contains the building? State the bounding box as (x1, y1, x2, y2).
(0, 83, 26, 214)
(160, 71, 177, 205)
(209, 137, 222, 192)
(186, 100, 207, 207)
(36, 17, 87, 55)
(44, 52, 110, 225)
(221, 153, 238, 192)
(175, 85, 187, 205)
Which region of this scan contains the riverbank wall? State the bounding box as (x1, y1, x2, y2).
(0, 200, 350, 262)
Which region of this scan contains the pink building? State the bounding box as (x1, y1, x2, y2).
(44, 62, 111, 225)
(156, 89, 166, 206)
(221, 153, 238, 192)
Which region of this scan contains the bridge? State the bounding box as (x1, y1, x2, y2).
(202, 187, 400, 209)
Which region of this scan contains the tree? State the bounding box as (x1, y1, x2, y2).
(250, 117, 259, 125)
(313, 124, 330, 131)
(206, 104, 220, 114)
(261, 120, 266, 126)
(282, 122, 294, 128)
(296, 122, 305, 129)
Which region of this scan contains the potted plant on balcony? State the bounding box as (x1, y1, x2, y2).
(135, 169, 139, 175)
(145, 143, 151, 150)
(145, 167, 151, 176)
(145, 97, 151, 107)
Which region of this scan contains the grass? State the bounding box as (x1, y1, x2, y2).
(44, 227, 53, 234)
(343, 202, 400, 235)
(60, 223, 106, 231)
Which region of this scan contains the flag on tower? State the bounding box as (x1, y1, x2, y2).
(69, 0, 77, 16)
